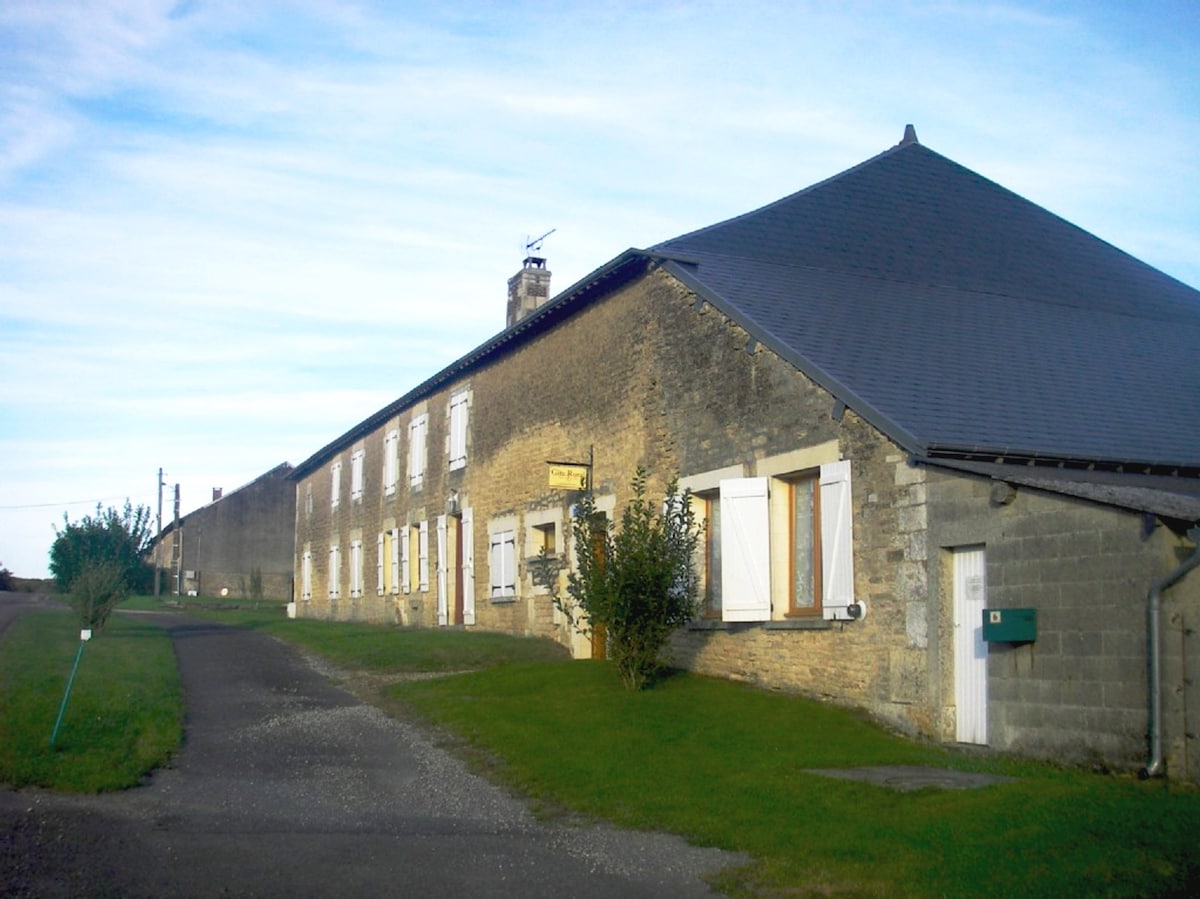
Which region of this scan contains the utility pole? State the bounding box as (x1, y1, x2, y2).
(154, 468, 165, 598)
(173, 484, 182, 596)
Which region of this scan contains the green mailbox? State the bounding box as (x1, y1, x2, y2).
(982, 607, 1037, 643)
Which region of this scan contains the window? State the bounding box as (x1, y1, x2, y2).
(305, 484, 313, 518)
(403, 521, 428, 593)
(788, 474, 821, 615)
(328, 543, 341, 599)
(401, 525, 411, 594)
(418, 520, 429, 592)
(533, 521, 557, 555)
(524, 510, 562, 595)
(301, 549, 312, 600)
(409, 414, 428, 488)
(389, 528, 401, 594)
(698, 491, 722, 617)
(490, 529, 516, 600)
(349, 539, 363, 598)
(383, 429, 400, 496)
(351, 448, 365, 502)
(377, 532, 387, 595)
(705, 462, 855, 623)
(448, 391, 468, 470)
(330, 461, 342, 509)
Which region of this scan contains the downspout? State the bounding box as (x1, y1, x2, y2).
(1140, 525, 1200, 779)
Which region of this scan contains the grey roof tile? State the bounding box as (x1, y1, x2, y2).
(653, 140, 1200, 470)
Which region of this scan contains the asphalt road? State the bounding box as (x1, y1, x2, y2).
(1, 604, 744, 898)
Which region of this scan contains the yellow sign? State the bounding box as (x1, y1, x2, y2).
(548, 464, 589, 490)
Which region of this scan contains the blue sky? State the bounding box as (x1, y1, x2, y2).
(2, 1, 1198, 578)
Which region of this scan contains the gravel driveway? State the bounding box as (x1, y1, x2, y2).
(1, 612, 745, 897)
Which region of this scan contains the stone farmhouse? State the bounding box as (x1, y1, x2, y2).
(289, 127, 1200, 779)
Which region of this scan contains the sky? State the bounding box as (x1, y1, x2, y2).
(2, 1, 1198, 579)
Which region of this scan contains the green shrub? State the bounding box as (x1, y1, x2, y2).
(538, 467, 702, 690)
(67, 561, 128, 631)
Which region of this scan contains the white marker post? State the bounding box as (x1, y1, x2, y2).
(50, 629, 92, 747)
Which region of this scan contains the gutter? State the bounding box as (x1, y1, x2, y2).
(1140, 525, 1200, 779)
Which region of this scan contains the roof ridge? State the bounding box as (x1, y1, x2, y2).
(651, 136, 928, 252)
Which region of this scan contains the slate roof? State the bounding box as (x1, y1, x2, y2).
(651, 129, 1200, 474)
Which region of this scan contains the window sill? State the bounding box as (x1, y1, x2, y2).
(686, 618, 833, 632)
(765, 618, 832, 631)
(491, 596, 517, 605)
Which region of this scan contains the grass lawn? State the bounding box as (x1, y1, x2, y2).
(389, 661, 1200, 898)
(0, 608, 183, 792)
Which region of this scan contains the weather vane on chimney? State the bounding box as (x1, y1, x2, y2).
(523, 229, 555, 265)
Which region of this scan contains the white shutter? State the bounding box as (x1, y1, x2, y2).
(383, 430, 396, 496)
(329, 544, 340, 598)
(490, 530, 516, 599)
(376, 532, 385, 595)
(820, 460, 857, 620)
(436, 515, 448, 625)
(409, 415, 427, 487)
(350, 540, 363, 598)
(301, 550, 312, 600)
(489, 533, 502, 597)
(351, 450, 364, 501)
(462, 508, 475, 624)
(401, 526, 411, 594)
(449, 392, 468, 470)
(719, 478, 771, 622)
(390, 528, 401, 594)
(419, 520, 429, 591)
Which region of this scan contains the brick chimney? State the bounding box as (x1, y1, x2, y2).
(506, 256, 552, 328)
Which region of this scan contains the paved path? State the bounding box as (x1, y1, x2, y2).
(1, 611, 743, 897)
(0, 593, 60, 638)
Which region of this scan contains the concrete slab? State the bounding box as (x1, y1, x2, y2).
(803, 765, 1015, 791)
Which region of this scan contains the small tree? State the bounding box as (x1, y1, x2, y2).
(0, 562, 13, 592)
(68, 560, 129, 630)
(539, 467, 703, 690)
(49, 501, 155, 596)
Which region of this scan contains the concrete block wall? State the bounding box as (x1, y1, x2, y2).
(926, 469, 1200, 776)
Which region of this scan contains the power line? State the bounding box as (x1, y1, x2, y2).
(0, 495, 154, 511)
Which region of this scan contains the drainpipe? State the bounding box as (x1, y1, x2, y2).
(1140, 526, 1200, 779)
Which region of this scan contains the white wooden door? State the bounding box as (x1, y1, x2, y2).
(953, 546, 988, 744)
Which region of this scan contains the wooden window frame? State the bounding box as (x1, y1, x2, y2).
(786, 472, 823, 617)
